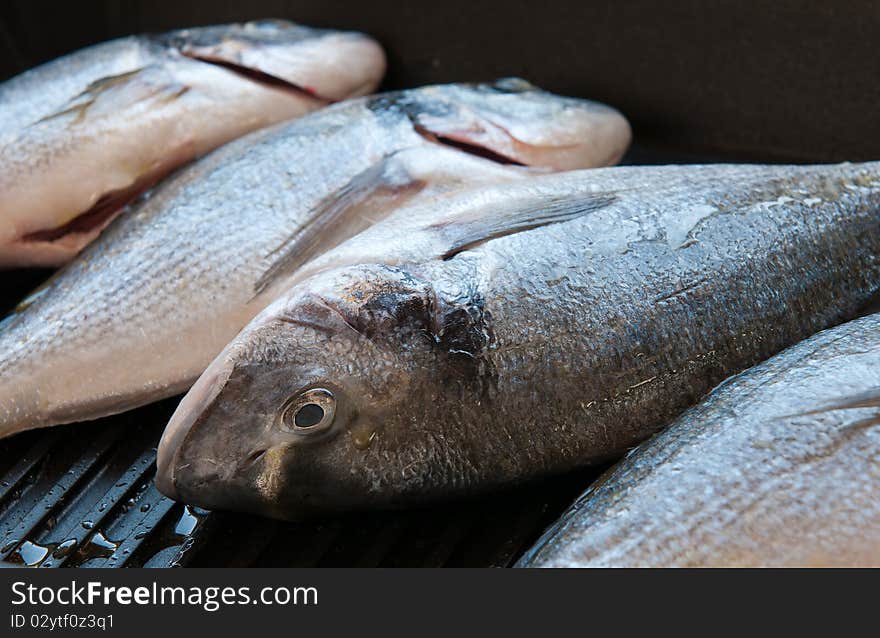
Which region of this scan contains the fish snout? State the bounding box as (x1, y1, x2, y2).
(288, 32, 387, 101)
(552, 103, 633, 169)
(494, 97, 632, 170)
(155, 358, 235, 502)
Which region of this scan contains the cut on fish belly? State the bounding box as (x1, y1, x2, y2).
(0, 80, 631, 438)
(156, 161, 880, 520)
(519, 313, 880, 567)
(0, 19, 386, 267)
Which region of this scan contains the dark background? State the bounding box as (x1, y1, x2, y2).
(1, 1, 878, 567)
(1, 0, 878, 161)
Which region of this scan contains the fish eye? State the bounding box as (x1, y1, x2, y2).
(295, 403, 324, 428)
(281, 388, 336, 434)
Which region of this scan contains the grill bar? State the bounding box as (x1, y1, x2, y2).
(0, 403, 209, 568)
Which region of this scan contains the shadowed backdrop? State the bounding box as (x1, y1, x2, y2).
(1, 0, 877, 161)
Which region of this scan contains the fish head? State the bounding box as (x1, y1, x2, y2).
(157, 19, 386, 101)
(157, 264, 462, 519)
(403, 78, 631, 169)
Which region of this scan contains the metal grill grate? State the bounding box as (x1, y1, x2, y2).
(0, 402, 211, 568)
(0, 398, 602, 567)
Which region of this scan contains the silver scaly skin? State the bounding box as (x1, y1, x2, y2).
(520, 313, 880, 567)
(157, 162, 880, 519)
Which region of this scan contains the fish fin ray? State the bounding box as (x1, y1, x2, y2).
(253, 150, 433, 296)
(786, 388, 880, 419)
(34, 67, 189, 127)
(437, 191, 618, 260)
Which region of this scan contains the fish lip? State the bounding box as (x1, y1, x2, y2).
(163, 451, 274, 516)
(155, 358, 235, 501)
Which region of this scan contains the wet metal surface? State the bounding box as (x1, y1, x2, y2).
(0, 400, 211, 568)
(0, 395, 601, 567)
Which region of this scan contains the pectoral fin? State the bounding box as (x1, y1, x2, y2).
(791, 388, 880, 417)
(254, 151, 432, 295)
(434, 191, 619, 260)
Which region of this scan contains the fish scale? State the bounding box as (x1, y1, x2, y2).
(7, 148, 872, 566)
(521, 313, 880, 567)
(0, 409, 573, 567)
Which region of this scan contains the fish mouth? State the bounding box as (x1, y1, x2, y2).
(178, 51, 331, 104)
(414, 124, 527, 166)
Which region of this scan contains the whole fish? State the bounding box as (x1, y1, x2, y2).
(0, 20, 386, 267)
(520, 313, 880, 567)
(0, 80, 631, 438)
(156, 162, 880, 519)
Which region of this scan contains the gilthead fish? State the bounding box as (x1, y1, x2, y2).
(519, 313, 880, 567)
(0, 80, 631, 437)
(0, 20, 386, 267)
(156, 162, 880, 519)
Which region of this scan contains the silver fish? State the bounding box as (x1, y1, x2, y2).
(0, 80, 631, 438)
(0, 20, 386, 267)
(156, 162, 880, 519)
(520, 313, 880, 567)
